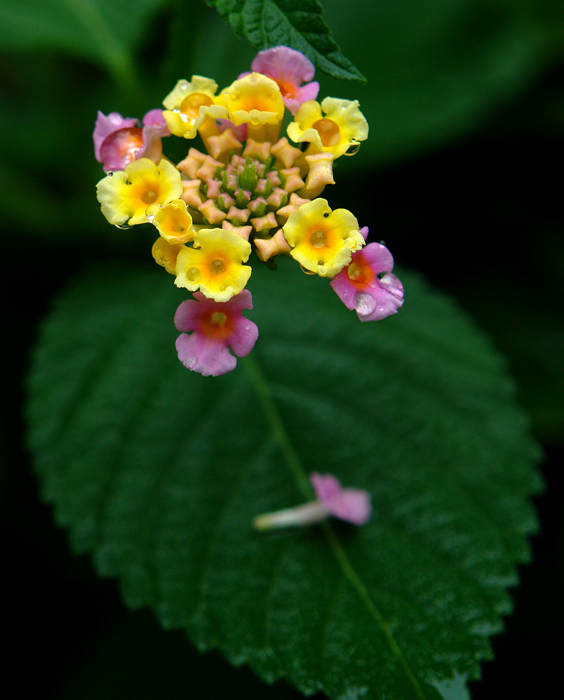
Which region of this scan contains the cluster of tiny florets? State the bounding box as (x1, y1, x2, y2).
(94, 46, 403, 377)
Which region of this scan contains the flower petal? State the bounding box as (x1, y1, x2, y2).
(310, 473, 372, 525)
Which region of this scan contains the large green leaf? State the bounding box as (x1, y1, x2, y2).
(205, 0, 365, 81)
(27, 258, 541, 700)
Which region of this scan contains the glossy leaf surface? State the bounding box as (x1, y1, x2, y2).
(27, 260, 541, 700)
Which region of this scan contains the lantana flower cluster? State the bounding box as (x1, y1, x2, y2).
(95, 46, 404, 377)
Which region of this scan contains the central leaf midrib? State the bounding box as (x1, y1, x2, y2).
(241, 352, 430, 700)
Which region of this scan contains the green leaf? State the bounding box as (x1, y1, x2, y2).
(0, 0, 166, 84)
(27, 259, 541, 700)
(205, 0, 365, 81)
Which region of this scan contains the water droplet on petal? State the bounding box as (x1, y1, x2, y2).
(186, 267, 201, 283)
(354, 292, 376, 316)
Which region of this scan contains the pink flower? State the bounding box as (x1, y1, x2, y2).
(93, 110, 171, 172)
(174, 289, 258, 377)
(253, 472, 372, 530)
(310, 473, 372, 525)
(241, 46, 320, 115)
(330, 228, 404, 321)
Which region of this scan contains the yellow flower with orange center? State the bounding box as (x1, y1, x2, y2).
(282, 198, 365, 277)
(162, 76, 227, 139)
(218, 73, 284, 142)
(175, 228, 252, 302)
(147, 199, 195, 244)
(287, 97, 368, 159)
(96, 158, 184, 226)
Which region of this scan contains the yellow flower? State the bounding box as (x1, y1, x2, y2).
(218, 73, 284, 142)
(152, 236, 185, 275)
(175, 228, 252, 302)
(96, 158, 183, 226)
(162, 76, 227, 139)
(147, 199, 195, 244)
(283, 198, 365, 277)
(287, 97, 368, 159)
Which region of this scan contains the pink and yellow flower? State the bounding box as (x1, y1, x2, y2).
(93, 110, 170, 172)
(330, 230, 404, 321)
(174, 290, 258, 377)
(96, 158, 183, 226)
(174, 228, 252, 302)
(282, 198, 365, 277)
(287, 97, 368, 159)
(242, 46, 319, 115)
(93, 46, 404, 379)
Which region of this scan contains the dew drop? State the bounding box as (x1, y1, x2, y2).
(345, 142, 360, 156)
(186, 267, 201, 282)
(310, 230, 327, 248)
(354, 293, 376, 316)
(209, 259, 226, 275)
(142, 189, 159, 205)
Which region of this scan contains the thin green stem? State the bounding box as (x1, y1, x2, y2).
(240, 353, 311, 497)
(241, 351, 430, 700)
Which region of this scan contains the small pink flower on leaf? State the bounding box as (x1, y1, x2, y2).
(330, 228, 404, 322)
(93, 110, 171, 172)
(243, 46, 320, 115)
(310, 472, 372, 525)
(253, 472, 372, 530)
(174, 289, 258, 377)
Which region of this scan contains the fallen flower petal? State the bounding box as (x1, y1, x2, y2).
(254, 472, 372, 530)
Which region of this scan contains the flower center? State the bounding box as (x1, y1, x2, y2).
(312, 118, 341, 147)
(310, 230, 328, 248)
(210, 311, 227, 326)
(142, 189, 159, 204)
(276, 79, 298, 100)
(209, 259, 226, 275)
(347, 262, 365, 282)
(116, 128, 144, 166)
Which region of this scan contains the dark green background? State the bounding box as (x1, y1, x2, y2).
(1, 0, 562, 698)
